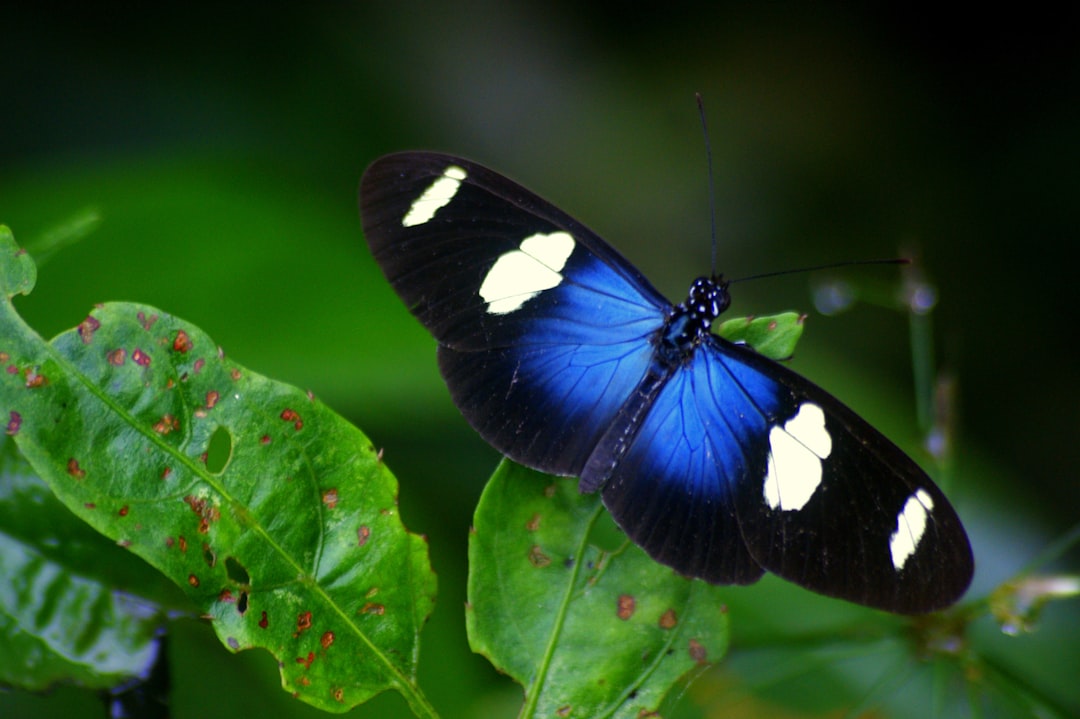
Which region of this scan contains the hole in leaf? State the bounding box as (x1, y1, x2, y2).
(205, 426, 232, 474)
(225, 556, 250, 586)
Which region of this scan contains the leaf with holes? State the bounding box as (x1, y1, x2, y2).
(0, 227, 437, 715)
(467, 460, 730, 718)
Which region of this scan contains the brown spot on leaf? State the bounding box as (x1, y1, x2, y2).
(296, 652, 314, 669)
(183, 495, 220, 533)
(322, 488, 338, 509)
(260, 434, 271, 445)
(359, 602, 385, 615)
(205, 390, 220, 409)
(280, 408, 303, 431)
(556, 706, 571, 717)
(107, 348, 127, 365)
(525, 513, 541, 531)
(78, 315, 100, 344)
(172, 329, 193, 353)
(165, 537, 175, 549)
(178, 536, 188, 552)
(296, 611, 313, 635)
(24, 370, 46, 388)
(67, 458, 86, 479)
(219, 589, 234, 602)
(153, 414, 179, 434)
(617, 594, 635, 620)
(357, 526, 371, 546)
(528, 545, 551, 568)
(188, 574, 200, 587)
(688, 638, 707, 664)
(161, 466, 172, 480)
(659, 609, 678, 630)
(193, 357, 206, 374)
(137, 311, 158, 330)
(132, 349, 151, 367)
(259, 611, 269, 629)
(230, 368, 242, 381)
(84, 502, 96, 510)
(332, 687, 344, 703)
(543, 483, 557, 498)
(118, 505, 129, 517)
(321, 631, 334, 649)
(5, 411, 20, 435)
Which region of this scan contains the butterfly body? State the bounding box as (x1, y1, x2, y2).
(360, 151, 973, 614)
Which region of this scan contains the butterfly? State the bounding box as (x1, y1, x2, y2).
(359, 151, 973, 614)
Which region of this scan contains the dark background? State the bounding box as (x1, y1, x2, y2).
(2, 3, 1078, 717)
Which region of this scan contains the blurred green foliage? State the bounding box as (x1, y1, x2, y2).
(2, 3, 1078, 718)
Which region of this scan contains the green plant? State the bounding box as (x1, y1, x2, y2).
(2, 224, 1076, 718)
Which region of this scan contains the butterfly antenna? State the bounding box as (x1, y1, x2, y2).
(696, 93, 719, 276)
(729, 257, 910, 285)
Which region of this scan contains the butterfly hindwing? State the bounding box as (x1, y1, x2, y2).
(360, 151, 973, 614)
(587, 348, 774, 586)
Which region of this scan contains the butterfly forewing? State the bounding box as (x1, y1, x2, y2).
(359, 151, 973, 614)
(361, 152, 668, 474)
(716, 343, 974, 612)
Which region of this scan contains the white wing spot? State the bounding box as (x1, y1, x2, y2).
(763, 403, 831, 511)
(401, 165, 467, 227)
(890, 489, 934, 570)
(479, 231, 576, 314)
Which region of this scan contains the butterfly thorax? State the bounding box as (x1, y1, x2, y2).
(657, 276, 731, 364)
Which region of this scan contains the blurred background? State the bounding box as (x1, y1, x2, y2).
(2, 3, 1078, 718)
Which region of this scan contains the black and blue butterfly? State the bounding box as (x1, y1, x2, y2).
(359, 151, 973, 614)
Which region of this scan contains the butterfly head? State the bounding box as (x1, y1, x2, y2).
(657, 276, 731, 362)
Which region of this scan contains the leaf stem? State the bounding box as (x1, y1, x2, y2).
(518, 502, 605, 719)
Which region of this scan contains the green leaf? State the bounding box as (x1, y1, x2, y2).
(0, 226, 37, 300)
(0, 228, 438, 715)
(467, 460, 729, 718)
(716, 311, 805, 361)
(0, 436, 167, 691)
